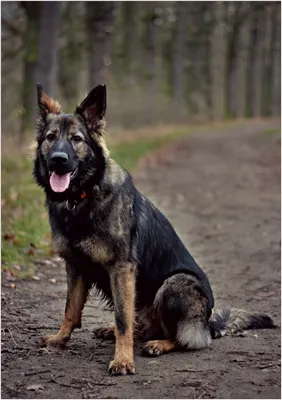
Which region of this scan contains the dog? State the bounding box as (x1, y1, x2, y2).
(32, 83, 276, 376)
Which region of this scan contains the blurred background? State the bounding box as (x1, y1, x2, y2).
(2, 1, 281, 140)
(1, 1, 281, 276)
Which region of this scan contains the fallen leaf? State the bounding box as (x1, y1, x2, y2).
(49, 278, 57, 284)
(27, 383, 44, 391)
(32, 276, 40, 281)
(3, 233, 18, 245)
(28, 249, 35, 256)
(5, 271, 16, 281)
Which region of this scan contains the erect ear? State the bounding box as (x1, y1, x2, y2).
(75, 85, 107, 132)
(37, 83, 61, 118)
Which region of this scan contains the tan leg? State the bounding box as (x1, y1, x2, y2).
(143, 339, 178, 356)
(108, 263, 136, 375)
(41, 274, 89, 347)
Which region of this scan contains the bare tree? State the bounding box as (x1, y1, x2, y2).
(86, 1, 115, 88)
(20, 1, 41, 137)
(210, 2, 228, 120)
(271, 2, 281, 116)
(36, 2, 61, 96)
(143, 2, 158, 95)
(172, 1, 187, 110)
(234, 3, 251, 118)
(58, 2, 86, 106)
(248, 3, 265, 117)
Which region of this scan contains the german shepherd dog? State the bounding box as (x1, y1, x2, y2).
(33, 84, 276, 375)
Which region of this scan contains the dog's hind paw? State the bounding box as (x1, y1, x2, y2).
(93, 326, 115, 340)
(40, 334, 69, 348)
(142, 339, 177, 357)
(108, 359, 136, 376)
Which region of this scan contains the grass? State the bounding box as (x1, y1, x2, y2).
(1, 127, 189, 278)
(262, 128, 281, 136)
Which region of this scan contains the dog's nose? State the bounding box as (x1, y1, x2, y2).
(51, 152, 68, 164)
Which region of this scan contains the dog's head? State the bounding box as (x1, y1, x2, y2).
(33, 84, 109, 198)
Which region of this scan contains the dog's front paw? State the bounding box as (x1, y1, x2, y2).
(108, 359, 136, 376)
(40, 333, 69, 348)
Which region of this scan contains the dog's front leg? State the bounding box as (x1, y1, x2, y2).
(108, 263, 136, 375)
(41, 266, 89, 347)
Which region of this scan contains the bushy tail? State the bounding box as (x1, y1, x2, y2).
(209, 308, 276, 339)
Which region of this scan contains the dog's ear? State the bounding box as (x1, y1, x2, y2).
(37, 83, 61, 118)
(75, 85, 107, 132)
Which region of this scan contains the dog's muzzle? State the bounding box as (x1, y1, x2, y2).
(48, 139, 77, 175)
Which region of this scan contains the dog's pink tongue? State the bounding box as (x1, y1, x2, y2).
(50, 172, 71, 193)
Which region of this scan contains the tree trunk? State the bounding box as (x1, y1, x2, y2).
(36, 1, 61, 97)
(210, 2, 227, 120)
(261, 5, 274, 116)
(143, 2, 158, 95)
(142, 2, 158, 123)
(172, 1, 187, 110)
(86, 2, 115, 88)
(271, 2, 281, 116)
(20, 1, 41, 138)
(249, 4, 265, 117)
(234, 4, 251, 118)
(226, 3, 241, 118)
(58, 2, 85, 107)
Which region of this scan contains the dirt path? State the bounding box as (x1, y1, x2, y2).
(2, 120, 280, 399)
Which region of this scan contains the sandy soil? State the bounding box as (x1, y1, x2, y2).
(1, 120, 280, 399)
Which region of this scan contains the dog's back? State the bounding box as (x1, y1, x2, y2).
(130, 189, 214, 312)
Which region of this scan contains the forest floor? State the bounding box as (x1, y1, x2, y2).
(1, 119, 281, 399)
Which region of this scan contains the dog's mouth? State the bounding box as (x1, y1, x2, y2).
(49, 169, 77, 193)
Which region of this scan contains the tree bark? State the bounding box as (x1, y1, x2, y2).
(20, 1, 41, 137)
(86, 2, 115, 88)
(172, 1, 187, 110)
(36, 1, 61, 97)
(143, 2, 158, 95)
(210, 2, 228, 120)
(234, 4, 251, 118)
(271, 2, 281, 116)
(58, 2, 85, 106)
(248, 3, 265, 117)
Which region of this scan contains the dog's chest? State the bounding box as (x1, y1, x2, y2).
(52, 231, 114, 265)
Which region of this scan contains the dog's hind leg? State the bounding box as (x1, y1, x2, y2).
(143, 339, 178, 356)
(142, 273, 211, 356)
(41, 266, 90, 347)
(94, 326, 115, 340)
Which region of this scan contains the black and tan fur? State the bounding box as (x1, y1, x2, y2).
(33, 84, 276, 376)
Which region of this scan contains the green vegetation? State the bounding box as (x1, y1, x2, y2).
(2, 156, 50, 277)
(262, 128, 281, 136)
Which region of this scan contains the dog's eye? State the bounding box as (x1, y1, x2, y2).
(72, 135, 83, 143)
(46, 133, 56, 142)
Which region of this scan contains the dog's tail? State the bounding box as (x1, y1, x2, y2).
(209, 308, 276, 339)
